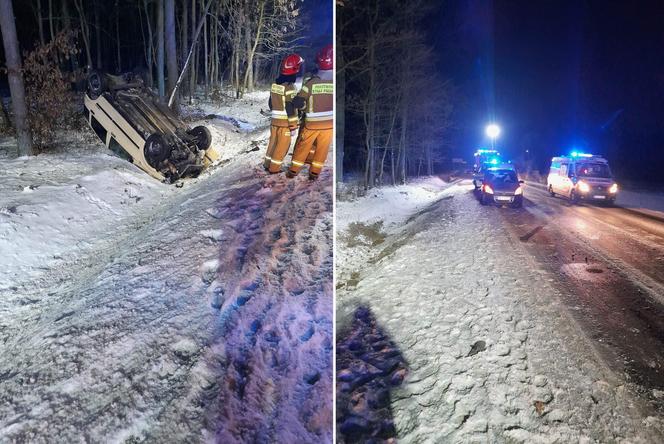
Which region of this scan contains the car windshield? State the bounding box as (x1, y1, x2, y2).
(488, 170, 518, 185)
(575, 163, 611, 178)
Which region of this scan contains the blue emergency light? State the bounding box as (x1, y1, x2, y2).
(570, 151, 593, 158)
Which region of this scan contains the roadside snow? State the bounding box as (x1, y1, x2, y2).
(336, 177, 451, 233)
(616, 189, 664, 218)
(336, 180, 663, 443)
(336, 177, 454, 284)
(0, 153, 169, 290)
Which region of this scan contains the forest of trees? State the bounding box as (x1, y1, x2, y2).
(0, 0, 303, 156)
(337, 0, 454, 188)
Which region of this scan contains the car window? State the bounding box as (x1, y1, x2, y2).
(90, 116, 108, 145)
(490, 170, 518, 184)
(560, 164, 567, 176)
(576, 163, 611, 178)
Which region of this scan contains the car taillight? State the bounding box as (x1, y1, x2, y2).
(483, 184, 494, 194)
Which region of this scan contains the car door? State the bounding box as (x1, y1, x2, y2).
(558, 163, 570, 195)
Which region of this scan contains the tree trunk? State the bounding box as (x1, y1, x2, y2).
(336, 22, 344, 183)
(165, 0, 178, 111)
(188, 0, 196, 101)
(0, 0, 33, 156)
(156, 0, 165, 98)
(143, 0, 154, 88)
(73, 0, 93, 68)
(35, 0, 45, 45)
(180, 0, 188, 96)
(203, 6, 208, 97)
(62, 0, 80, 75)
(167, 0, 213, 108)
(48, 0, 54, 41)
(94, 0, 102, 69)
(115, 0, 121, 72)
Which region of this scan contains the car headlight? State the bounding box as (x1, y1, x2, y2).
(483, 184, 494, 194)
(577, 181, 590, 193)
(609, 183, 618, 193)
(514, 186, 523, 195)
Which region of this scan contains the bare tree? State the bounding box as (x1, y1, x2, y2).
(165, 0, 178, 110)
(0, 0, 34, 156)
(340, 0, 454, 188)
(73, 0, 93, 67)
(156, 0, 165, 98)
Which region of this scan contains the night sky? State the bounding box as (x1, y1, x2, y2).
(432, 0, 664, 185)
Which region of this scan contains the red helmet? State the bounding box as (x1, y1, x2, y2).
(316, 44, 333, 70)
(280, 54, 304, 76)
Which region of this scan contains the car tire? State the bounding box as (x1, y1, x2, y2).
(549, 185, 555, 197)
(144, 133, 171, 168)
(511, 198, 523, 208)
(87, 71, 105, 99)
(570, 190, 579, 204)
(480, 192, 488, 205)
(188, 125, 212, 151)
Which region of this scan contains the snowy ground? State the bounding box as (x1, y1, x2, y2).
(336, 179, 664, 443)
(0, 90, 332, 442)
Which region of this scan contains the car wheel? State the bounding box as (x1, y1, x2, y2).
(570, 190, 579, 204)
(144, 133, 171, 168)
(549, 185, 555, 197)
(188, 125, 212, 151)
(511, 198, 523, 208)
(479, 192, 488, 205)
(87, 71, 105, 99)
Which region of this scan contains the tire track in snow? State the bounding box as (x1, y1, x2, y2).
(200, 168, 333, 443)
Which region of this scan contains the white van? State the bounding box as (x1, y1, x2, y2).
(547, 154, 618, 204)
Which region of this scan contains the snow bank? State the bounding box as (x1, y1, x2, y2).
(0, 153, 168, 289)
(336, 176, 452, 233)
(336, 177, 458, 284)
(616, 189, 664, 217)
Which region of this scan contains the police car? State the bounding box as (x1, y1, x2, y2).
(547, 153, 618, 204)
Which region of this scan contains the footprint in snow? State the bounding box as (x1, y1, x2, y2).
(200, 229, 224, 242)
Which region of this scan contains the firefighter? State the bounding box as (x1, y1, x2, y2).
(287, 44, 333, 180)
(264, 54, 303, 173)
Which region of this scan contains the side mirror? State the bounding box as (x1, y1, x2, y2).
(519, 180, 525, 184)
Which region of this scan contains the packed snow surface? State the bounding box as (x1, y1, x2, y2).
(0, 89, 332, 442)
(336, 180, 663, 443)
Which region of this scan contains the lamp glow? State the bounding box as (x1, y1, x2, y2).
(485, 124, 501, 139)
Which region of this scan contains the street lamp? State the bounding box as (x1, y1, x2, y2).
(485, 123, 500, 148)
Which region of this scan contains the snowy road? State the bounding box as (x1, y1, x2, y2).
(0, 94, 332, 443)
(504, 182, 664, 411)
(336, 179, 663, 443)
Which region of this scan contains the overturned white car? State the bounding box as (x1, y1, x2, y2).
(84, 71, 217, 182)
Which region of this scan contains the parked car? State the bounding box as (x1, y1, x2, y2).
(479, 167, 524, 208)
(547, 153, 618, 205)
(84, 71, 217, 182)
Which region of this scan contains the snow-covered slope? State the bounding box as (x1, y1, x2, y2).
(336, 180, 663, 443)
(0, 90, 332, 443)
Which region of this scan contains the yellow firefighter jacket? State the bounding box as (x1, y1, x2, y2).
(269, 82, 298, 128)
(294, 76, 333, 130)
